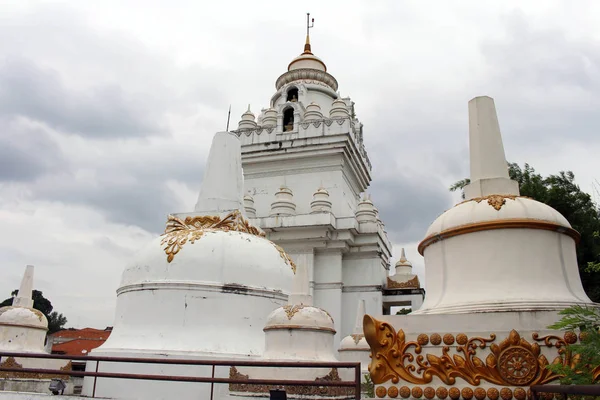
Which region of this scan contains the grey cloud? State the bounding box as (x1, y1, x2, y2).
(0, 118, 65, 182)
(0, 59, 166, 138)
(370, 173, 453, 243)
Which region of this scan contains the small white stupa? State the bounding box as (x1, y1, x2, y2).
(0, 265, 71, 392)
(84, 131, 296, 400)
(229, 263, 353, 399)
(0, 266, 48, 353)
(363, 96, 597, 399)
(386, 248, 420, 290)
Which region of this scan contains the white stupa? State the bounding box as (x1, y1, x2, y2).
(363, 96, 597, 399)
(0, 266, 48, 353)
(0, 265, 71, 392)
(83, 131, 295, 400)
(230, 263, 354, 399)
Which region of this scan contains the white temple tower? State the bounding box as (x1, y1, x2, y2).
(233, 25, 392, 343)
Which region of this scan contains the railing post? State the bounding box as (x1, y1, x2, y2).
(92, 360, 100, 398)
(531, 387, 538, 400)
(355, 363, 361, 400)
(210, 364, 216, 400)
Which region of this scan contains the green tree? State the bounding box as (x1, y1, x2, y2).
(450, 163, 600, 302)
(0, 289, 68, 334)
(546, 305, 600, 385)
(395, 308, 412, 315)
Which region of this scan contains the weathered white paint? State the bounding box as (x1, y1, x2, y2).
(338, 300, 370, 374)
(463, 96, 520, 199)
(83, 131, 294, 399)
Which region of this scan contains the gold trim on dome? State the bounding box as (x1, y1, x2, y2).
(418, 219, 581, 255)
(456, 195, 521, 211)
(363, 315, 598, 387)
(283, 304, 306, 319)
(263, 324, 336, 333)
(351, 333, 365, 344)
(386, 276, 420, 289)
(160, 210, 297, 273)
(272, 243, 297, 274)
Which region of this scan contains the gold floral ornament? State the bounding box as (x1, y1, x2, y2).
(457, 195, 520, 211)
(363, 315, 594, 387)
(160, 210, 297, 273)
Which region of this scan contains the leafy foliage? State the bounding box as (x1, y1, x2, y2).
(395, 308, 412, 315)
(0, 289, 68, 334)
(450, 163, 600, 302)
(362, 374, 375, 398)
(547, 305, 600, 385)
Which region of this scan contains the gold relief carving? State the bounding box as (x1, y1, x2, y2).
(272, 243, 297, 274)
(160, 210, 296, 273)
(436, 387, 449, 399)
(487, 388, 500, 400)
(462, 387, 474, 400)
(400, 386, 411, 398)
(351, 333, 364, 344)
(364, 315, 590, 387)
(229, 366, 353, 397)
(424, 386, 436, 399)
(457, 195, 519, 211)
(0, 357, 71, 380)
(500, 388, 513, 400)
(386, 276, 420, 289)
(449, 387, 461, 400)
(376, 386, 387, 398)
(564, 331, 577, 344)
(514, 388, 526, 400)
(430, 333, 442, 346)
(456, 333, 468, 345)
(418, 334, 429, 346)
(161, 210, 264, 263)
(388, 385, 399, 398)
(443, 333, 455, 345)
(474, 387, 487, 400)
(412, 386, 423, 398)
(283, 304, 306, 319)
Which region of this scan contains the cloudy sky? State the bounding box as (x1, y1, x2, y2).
(1, 0, 600, 328)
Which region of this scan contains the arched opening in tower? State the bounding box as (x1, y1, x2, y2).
(283, 108, 294, 132)
(286, 87, 298, 102)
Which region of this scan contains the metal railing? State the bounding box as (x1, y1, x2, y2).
(531, 384, 600, 400)
(0, 351, 362, 399)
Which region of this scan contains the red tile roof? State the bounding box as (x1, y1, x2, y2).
(52, 339, 106, 356)
(52, 328, 111, 341)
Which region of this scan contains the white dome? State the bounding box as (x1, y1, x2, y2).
(264, 304, 334, 333)
(121, 228, 294, 289)
(97, 210, 296, 357)
(339, 333, 368, 351)
(288, 53, 327, 72)
(0, 306, 48, 330)
(420, 195, 575, 254)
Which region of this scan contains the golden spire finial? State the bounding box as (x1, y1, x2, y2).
(304, 13, 314, 54)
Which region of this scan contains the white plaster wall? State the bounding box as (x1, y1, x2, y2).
(313, 251, 343, 344)
(417, 228, 591, 314)
(99, 287, 286, 356)
(263, 330, 336, 361)
(82, 353, 237, 400)
(244, 170, 359, 218)
(0, 325, 47, 353)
